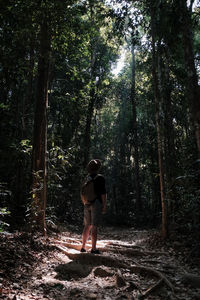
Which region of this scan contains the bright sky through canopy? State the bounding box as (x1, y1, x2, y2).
(111, 48, 126, 76)
(110, 0, 199, 77)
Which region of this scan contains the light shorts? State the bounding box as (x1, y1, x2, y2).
(83, 199, 102, 226)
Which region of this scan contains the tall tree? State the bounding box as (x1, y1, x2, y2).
(178, 0, 200, 155)
(161, 49, 177, 221)
(130, 34, 141, 212)
(32, 7, 51, 233)
(150, 0, 167, 238)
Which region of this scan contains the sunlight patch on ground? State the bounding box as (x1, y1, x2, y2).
(135, 238, 147, 245)
(56, 252, 72, 263)
(40, 274, 60, 285)
(100, 239, 137, 246)
(65, 248, 79, 254)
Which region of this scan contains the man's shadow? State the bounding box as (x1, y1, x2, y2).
(55, 261, 93, 280)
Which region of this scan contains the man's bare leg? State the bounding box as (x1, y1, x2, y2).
(82, 225, 91, 250)
(91, 225, 98, 250)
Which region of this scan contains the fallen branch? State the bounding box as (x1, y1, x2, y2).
(140, 278, 163, 299)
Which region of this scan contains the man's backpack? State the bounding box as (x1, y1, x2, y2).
(81, 175, 98, 205)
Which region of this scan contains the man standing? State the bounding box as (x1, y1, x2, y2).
(81, 159, 107, 254)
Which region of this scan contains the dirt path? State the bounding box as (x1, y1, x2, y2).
(0, 227, 200, 299)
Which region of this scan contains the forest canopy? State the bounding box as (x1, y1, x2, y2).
(0, 0, 200, 238)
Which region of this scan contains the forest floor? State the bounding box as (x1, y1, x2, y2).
(0, 225, 200, 300)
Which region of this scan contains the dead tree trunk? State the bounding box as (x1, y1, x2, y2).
(32, 16, 50, 234)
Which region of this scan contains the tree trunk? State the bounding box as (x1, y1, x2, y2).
(130, 39, 141, 213)
(32, 16, 50, 234)
(181, 0, 200, 155)
(150, 2, 168, 238)
(22, 39, 35, 137)
(82, 2, 98, 167)
(83, 85, 96, 167)
(158, 46, 177, 223)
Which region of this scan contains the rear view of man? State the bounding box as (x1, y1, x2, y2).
(80, 159, 107, 254)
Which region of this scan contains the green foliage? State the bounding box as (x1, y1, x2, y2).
(172, 160, 200, 233)
(0, 184, 11, 231)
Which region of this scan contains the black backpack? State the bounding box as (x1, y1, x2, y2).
(80, 174, 99, 205)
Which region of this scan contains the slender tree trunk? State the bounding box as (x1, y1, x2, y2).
(181, 0, 200, 155)
(112, 184, 118, 215)
(22, 40, 35, 136)
(83, 2, 97, 167)
(32, 16, 50, 234)
(83, 84, 96, 167)
(130, 40, 141, 212)
(150, 2, 167, 238)
(158, 46, 177, 223)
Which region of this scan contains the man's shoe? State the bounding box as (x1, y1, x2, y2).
(80, 248, 86, 253)
(91, 249, 100, 254)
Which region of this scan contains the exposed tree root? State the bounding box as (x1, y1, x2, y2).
(55, 244, 175, 296)
(129, 265, 174, 292)
(55, 245, 128, 268)
(54, 240, 167, 258)
(111, 248, 167, 257)
(54, 241, 108, 253)
(56, 241, 83, 251)
(56, 237, 81, 244)
(141, 259, 174, 265)
(107, 241, 144, 250)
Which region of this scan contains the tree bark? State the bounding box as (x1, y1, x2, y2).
(32, 15, 50, 234)
(150, 1, 168, 238)
(83, 84, 96, 167)
(158, 46, 177, 222)
(82, 2, 97, 167)
(130, 39, 141, 212)
(181, 0, 200, 155)
(22, 39, 35, 137)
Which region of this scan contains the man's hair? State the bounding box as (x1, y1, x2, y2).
(87, 159, 101, 173)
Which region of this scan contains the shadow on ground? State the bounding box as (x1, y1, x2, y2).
(55, 261, 93, 280)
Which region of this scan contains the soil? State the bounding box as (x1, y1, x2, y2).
(0, 226, 200, 300)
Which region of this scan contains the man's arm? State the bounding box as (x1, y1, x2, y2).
(101, 194, 107, 214)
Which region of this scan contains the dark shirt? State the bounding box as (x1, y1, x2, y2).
(90, 173, 106, 202)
